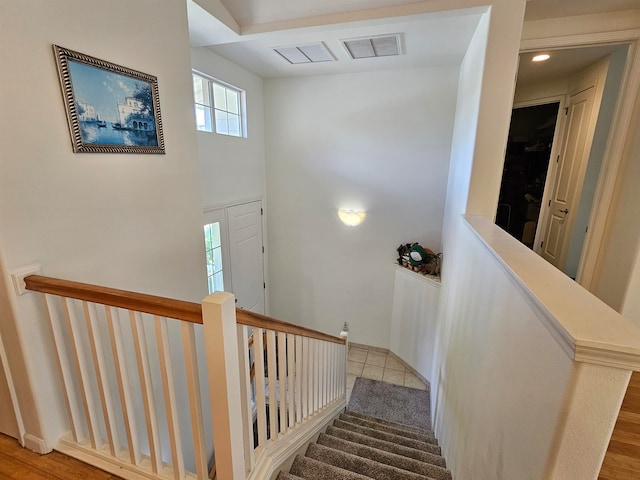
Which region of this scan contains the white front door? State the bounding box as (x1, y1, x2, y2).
(227, 201, 265, 314)
(541, 86, 596, 269)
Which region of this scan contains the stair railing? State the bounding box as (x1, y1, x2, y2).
(203, 292, 347, 480)
(25, 274, 210, 480)
(24, 275, 347, 480)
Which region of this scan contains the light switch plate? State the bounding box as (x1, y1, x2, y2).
(10, 263, 41, 296)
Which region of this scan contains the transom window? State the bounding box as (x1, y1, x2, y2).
(193, 72, 246, 138)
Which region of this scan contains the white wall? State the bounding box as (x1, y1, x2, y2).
(264, 67, 458, 347)
(596, 76, 640, 312)
(615, 102, 640, 321)
(191, 47, 266, 208)
(0, 0, 206, 451)
(432, 2, 534, 478)
(437, 223, 575, 480)
(389, 266, 440, 382)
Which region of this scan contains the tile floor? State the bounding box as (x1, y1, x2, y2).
(346, 344, 427, 402)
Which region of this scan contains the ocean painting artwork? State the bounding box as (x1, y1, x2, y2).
(53, 45, 165, 154)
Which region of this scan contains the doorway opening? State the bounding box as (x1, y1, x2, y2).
(496, 102, 560, 248)
(496, 42, 630, 282)
(203, 200, 266, 314)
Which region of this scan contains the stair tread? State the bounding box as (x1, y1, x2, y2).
(333, 419, 442, 455)
(276, 472, 305, 480)
(339, 413, 436, 443)
(290, 454, 372, 480)
(317, 433, 451, 480)
(305, 442, 434, 480)
(344, 410, 432, 436)
(325, 425, 446, 468)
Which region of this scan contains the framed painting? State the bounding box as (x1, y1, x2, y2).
(53, 45, 165, 154)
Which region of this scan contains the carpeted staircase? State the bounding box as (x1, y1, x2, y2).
(276, 410, 451, 480)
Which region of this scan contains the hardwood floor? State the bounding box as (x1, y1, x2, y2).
(0, 433, 122, 479)
(598, 371, 640, 480)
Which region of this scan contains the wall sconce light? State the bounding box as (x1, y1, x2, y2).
(338, 209, 366, 226)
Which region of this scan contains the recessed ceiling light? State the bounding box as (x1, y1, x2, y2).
(532, 54, 550, 62)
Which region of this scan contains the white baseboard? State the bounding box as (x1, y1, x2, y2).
(55, 435, 198, 480)
(52, 396, 345, 480)
(22, 433, 49, 454)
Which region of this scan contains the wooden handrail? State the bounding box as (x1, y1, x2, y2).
(236, 309, 346, 344)
(25, 274, 345, 343)
(24, 275, 203, 324)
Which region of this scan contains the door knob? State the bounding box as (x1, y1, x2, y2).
(557, 208, 569, 214)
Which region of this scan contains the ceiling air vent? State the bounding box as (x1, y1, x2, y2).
(342, 34, 401, 59)
(272, 42, 335, 64)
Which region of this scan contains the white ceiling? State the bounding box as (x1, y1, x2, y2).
(187, 0, 640, 79)
(209, 0, 640, 26)
(188, 2, 486, 78)
(524, 0, 640, 21)
(218, 0, 418, 28)
(517, 44, 629, 87)
(210, 11, 485, 78)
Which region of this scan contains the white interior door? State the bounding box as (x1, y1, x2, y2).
(541, 86, 596, 269)
(227, 201, 265, 314)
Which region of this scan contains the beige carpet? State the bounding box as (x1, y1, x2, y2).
(347, 377, 431, 430)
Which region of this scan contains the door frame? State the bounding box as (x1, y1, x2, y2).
(203, 196, 268, 313)
(520, 28, 640, 290)
(510, 95, 568, 255)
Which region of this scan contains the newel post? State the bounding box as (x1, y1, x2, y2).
(202, 292, 246, 480)
(340, 322, 349, 397)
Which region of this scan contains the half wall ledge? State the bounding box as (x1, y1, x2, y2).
(464, 214, 640, 371)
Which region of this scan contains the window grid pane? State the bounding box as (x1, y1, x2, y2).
(226, 89, 239, 114)
(215, 109, 229, 135)
(227, 114, 241, 137)
(195, 104, 212, 132)
(193, 75, 210, 106)
(213, 84, 227, 111)
(193, 73, 244, 138)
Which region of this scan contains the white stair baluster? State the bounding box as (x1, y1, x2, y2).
(287, 333, 295, 430)
(277, 332, 287, 433)
(254, 328, 268, 448)
(237, 324, 255, 470)
(43, 294, 83, 443)
(266, 330, 278, 439)
(329, 342, 335, 402)
(83, 301, 120, 457)
(302, 337, 309, 420)
(313, 339, 319, 413)
(181, 322, 208, 479)
(129, 311, 162, 474)
(295, 335, 303, 424)
(105, 306, 140, 465)
(322, 342, 328, 408)
(154, 315, 185, 480)
(62, 298, 100, 449)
